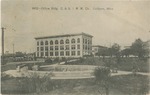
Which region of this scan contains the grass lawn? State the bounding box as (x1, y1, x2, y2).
(66, 57, 150, 72)
(1, 64, 17, 72)
(2, 57, 149, 72)
(1, 74, 149, 95)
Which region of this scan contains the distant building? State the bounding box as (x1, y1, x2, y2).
(143, 40, 150, 57)
(92, 45, 107, 56)
(123, 46, 131, 49)
(35, 33, 93, 58)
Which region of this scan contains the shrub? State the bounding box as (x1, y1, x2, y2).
(45, 58, 53, 63)
(54, 57, 59, 62)
(94, 67, 111, 95)
(1, 59, 7, 65)
(61, 57, 66, 62)
(94, 67, 111, 82)
(17, 72, 55, 93)
(79, 57, 84, 63)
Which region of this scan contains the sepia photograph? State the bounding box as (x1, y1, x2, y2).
(1, 0, 150, 95)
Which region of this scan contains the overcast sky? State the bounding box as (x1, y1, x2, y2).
(1, 0, 150, 53)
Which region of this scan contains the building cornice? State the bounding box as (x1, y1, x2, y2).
(35, 32, 93, 40)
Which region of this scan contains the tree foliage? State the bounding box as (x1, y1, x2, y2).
(121, 48, 132, 57)
(107, 43, 120, 57)
(131, 39, 148, 58)
(15, 52, 25, 57)
(96, 47, 108, 59)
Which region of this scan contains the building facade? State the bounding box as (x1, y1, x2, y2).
(92, 45, 107, 56)
(35, 33, 93, 58)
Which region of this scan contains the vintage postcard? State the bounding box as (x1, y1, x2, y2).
(1, 0, 150, 95)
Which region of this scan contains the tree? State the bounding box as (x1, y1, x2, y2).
(108, 43, 120, 57)
(15, 52, 25, 57)
(131, 39, 147, 58)
(121, 48, 132, 57)
(94, 67, 111, 95)
(97, 48, 108, 60)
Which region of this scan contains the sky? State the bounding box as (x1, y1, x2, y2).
(1, 0, 150, 53)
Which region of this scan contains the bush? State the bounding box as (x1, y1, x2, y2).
(61, 57, 67, 62)
(94, 67, 111, 95)
(45, 58, 53, 63)
(94, 67, 111, 82)
(26, 63, 34, 70)
(17, 72, 55, 93)
(54, 57, 59, 62)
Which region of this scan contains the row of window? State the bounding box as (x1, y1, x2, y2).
(37, 45, 80, 51)
(83, 38, 91, 44)
(37, 38, 92, 46)
(37, 51, 80, 57)
(37, 45, 91, 51)
(37, 38, 80, 45)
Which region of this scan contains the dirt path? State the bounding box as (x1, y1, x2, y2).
(3, 69, 150, 79)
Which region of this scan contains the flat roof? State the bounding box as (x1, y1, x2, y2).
(35, 32, 93, 40)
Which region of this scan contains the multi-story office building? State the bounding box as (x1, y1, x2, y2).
(35, 33, 93, 58)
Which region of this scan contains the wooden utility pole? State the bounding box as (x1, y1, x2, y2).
(1, 27, 6, 64)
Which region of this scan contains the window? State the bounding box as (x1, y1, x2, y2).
(45, 41, 48, 45)
(66, 39, 69, 44)
(66, 45, 69, 50)
(60, 46, 64, 50)
(60, 51, 64, 56)
(37, 47, 39, 51)
(55, 52, 59, 56)
(77, 45, 80, 49)
(40, 47, 44, 51)
(37, 52, 39, 57)
(55, 46, 59, 50)
(71, 45, 75, 50)
(77, 51, 80, 56)
(60, 40, 64, 44)
(77, 38, 80, 43)
(45, 46, 48, 51)
(40, 41, 44, 45)
(55, 40, 58, 44)
(71, 38, 75, 43)
(41, 52, 44, 57)
(83, 45, 84, 49)
(83, 38, 84, 43)
(50, 40, 53, 45)
(50, 52, 53, 56)
(37, 41, 39, 46)
(88, 40, 89, 44)
(45, 52, 48, 56)
(71, 51, 76, 56)
(50, 46, 53, 50)
(85, 39, 87, 44)
(66, 51, 70, 56)
(85, 45, 87, 50)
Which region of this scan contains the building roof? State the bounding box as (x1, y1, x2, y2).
(35, 32, 93, 40)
